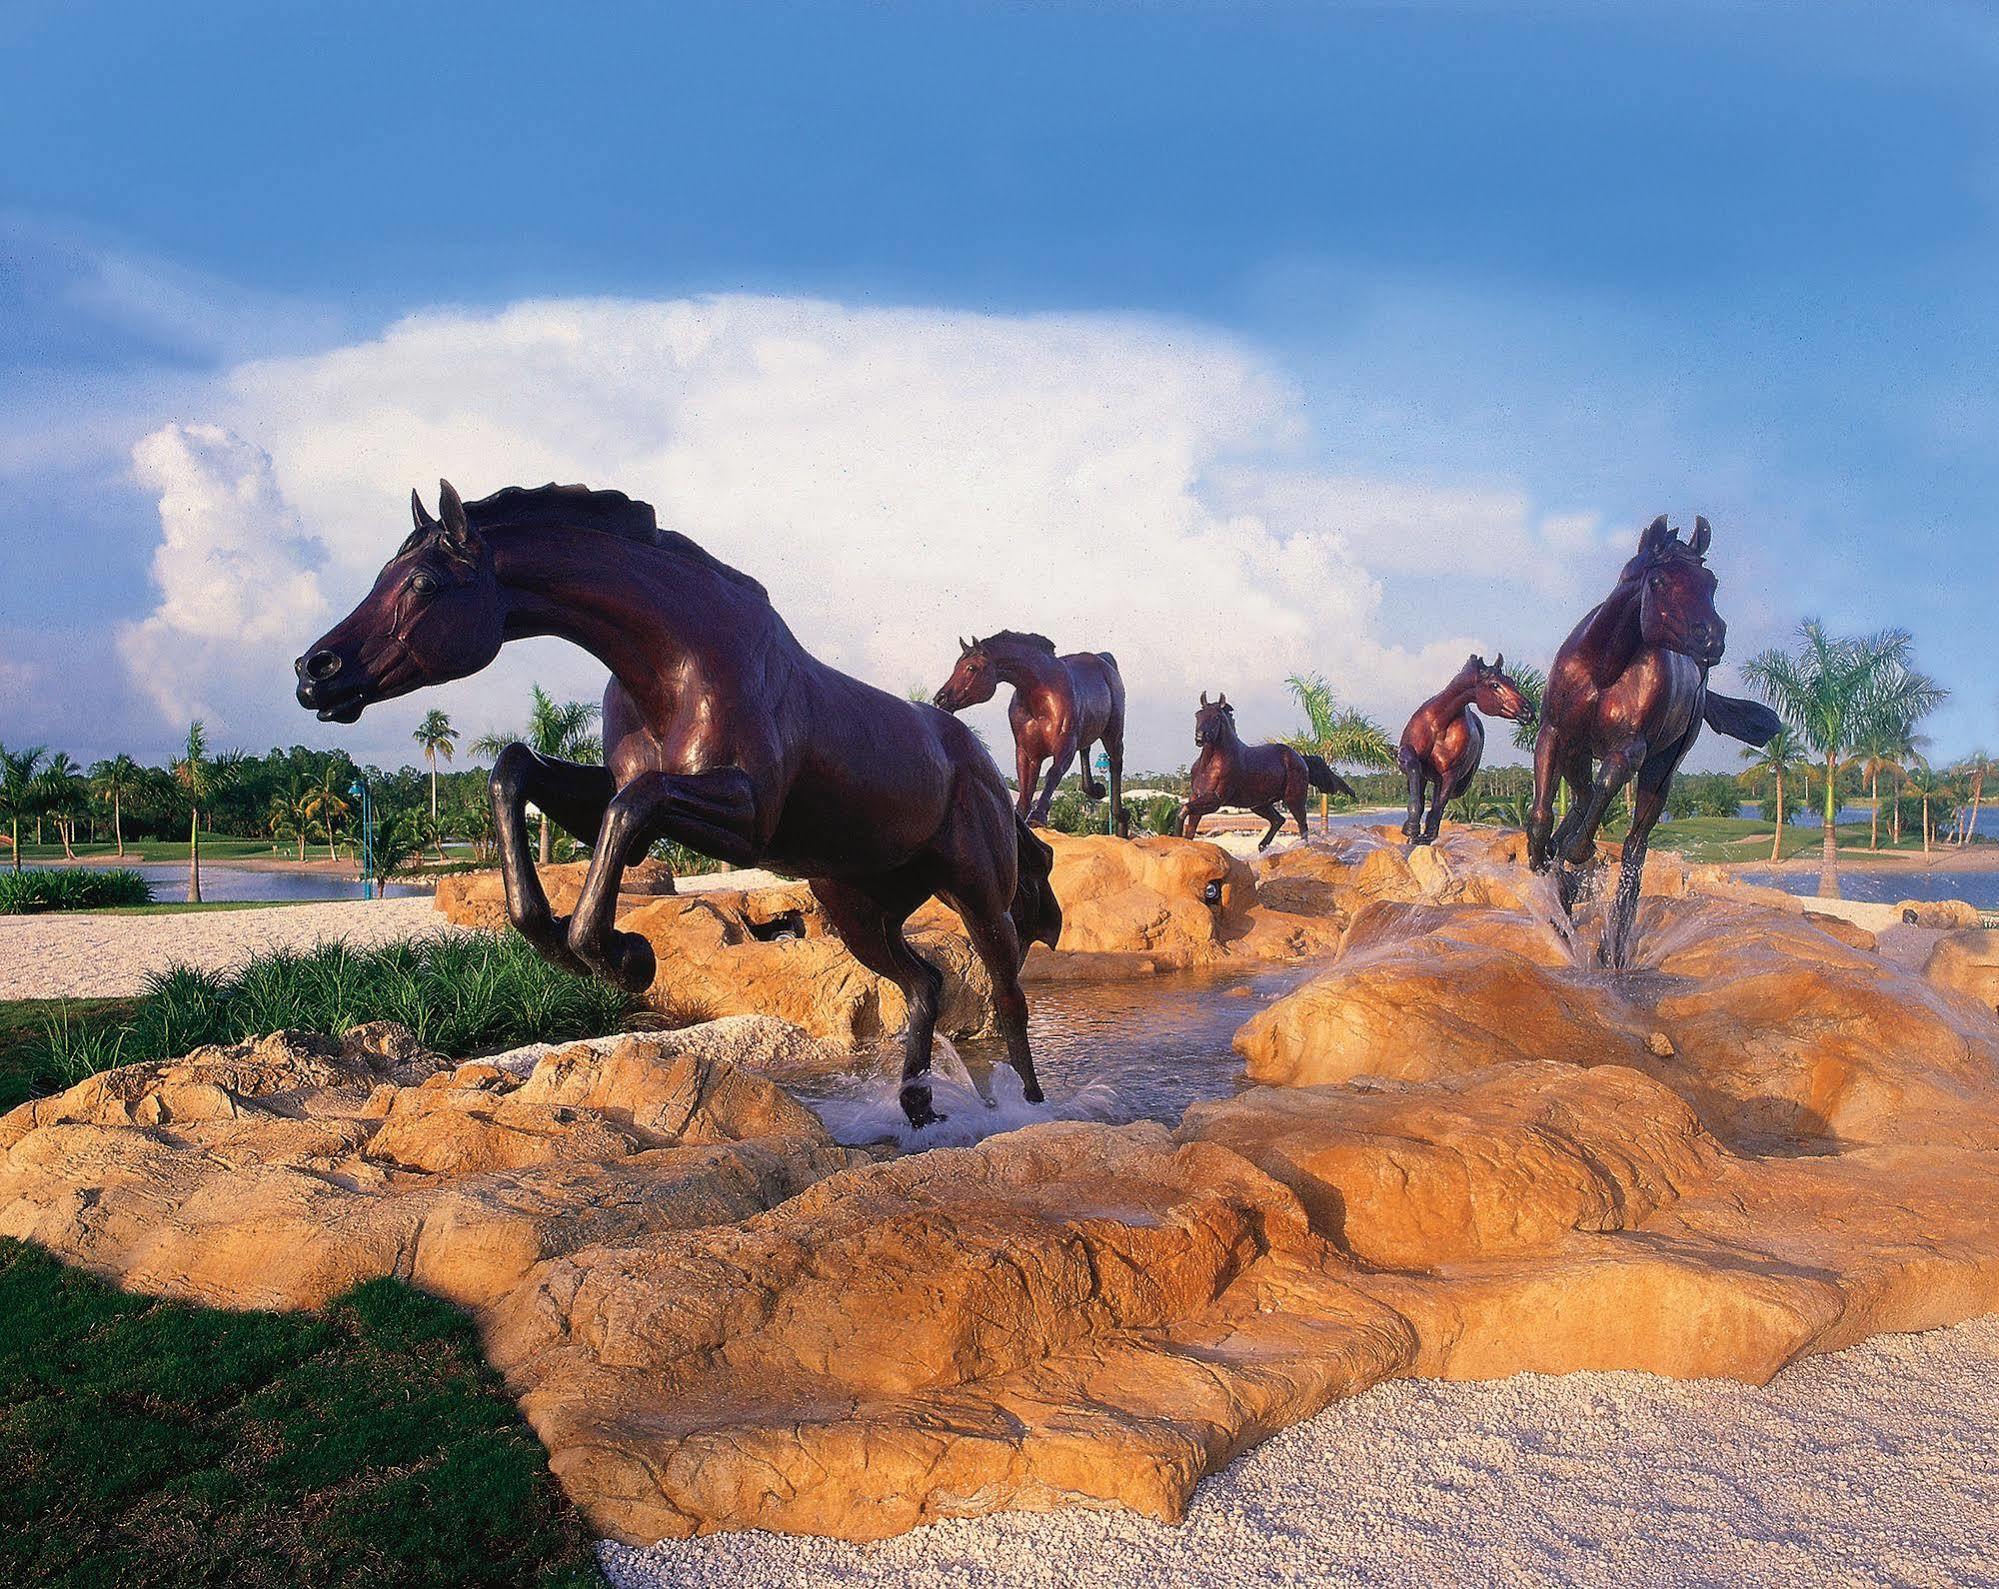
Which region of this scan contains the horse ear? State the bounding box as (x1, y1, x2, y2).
(1493, 651, 1504, 673)
(1200, 690, 1209, 708)
(410, 488, 436, 533)
(1692, 516, 1712, 557)
(1218, 691, 1229, 707)
(1639, 514, 1671, 556)
(437, 479, 472, 544)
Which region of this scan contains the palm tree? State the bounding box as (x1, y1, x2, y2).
(1284, 673, 1394, 831)
(1737, 725, 1811, 862)
(302, 768, 352, 862)
(1906, 759, 1953, 856)
(0, 743, 48, 873)
(89, 754, 141, 858)
(412, 708, 459, 822)
(267, 777, 315, 862)
(1847, 729, 1906, 853)
(35, 753, 88, 860)
(1500, 663, 1548, 754)
(1954, 751, 1993, 847)
(1744, 622, 1948, 899)
(473, 685, 603, 863)
(172, 722, 240, 904)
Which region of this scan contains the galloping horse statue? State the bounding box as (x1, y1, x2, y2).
(932, 632, 1129, 835)
(1398, 653, 1537, 846)
(296, 482, 1061, 1130)
(1181, 693, 1357, 849)
(1527, 514, 1780, 968)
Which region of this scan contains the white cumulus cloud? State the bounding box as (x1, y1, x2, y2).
(120, 295, 1609, 765)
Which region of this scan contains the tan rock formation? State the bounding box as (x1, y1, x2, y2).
(1927, 928, 1999, 1015)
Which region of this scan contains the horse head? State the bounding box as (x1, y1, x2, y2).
(1194, 691, 1237, 748)
(294, 480, 504, 723)
(1470, 652, 1537, 726)
(932, 636, 999, 712)
(1619, 515, 1725, 668)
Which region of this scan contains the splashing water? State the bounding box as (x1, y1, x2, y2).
(790, 959, 1326, 1150)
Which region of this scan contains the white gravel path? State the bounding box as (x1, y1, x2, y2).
(0, 899, 461, 999)
(600, 1316, 1999, 1589)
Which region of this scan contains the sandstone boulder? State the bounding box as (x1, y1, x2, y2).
(0, 1023, 858, 1312)
(484, 1120, 1413, 1542)
(1926, 928, 1999, 1016)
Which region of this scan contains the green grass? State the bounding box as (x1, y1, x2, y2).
(0, 1238, 601, 1588)
(13, 834, 312, 864)
(84, 900, 323, 917)
(0, 1000, 134, 1114)
(0, 869, 154, 914)
(1626, 814, 1975, 865)
(12, 935, 638, 1110)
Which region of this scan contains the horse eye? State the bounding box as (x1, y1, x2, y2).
(409, 573, 438, 597)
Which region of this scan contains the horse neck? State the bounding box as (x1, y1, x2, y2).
(1426, 672, 1480, 722)
(1210, 715, 1242, 753)
(989, 643, 1063, 695)
(489, 528, 764, 699)
(1572, 581, 1646, 677)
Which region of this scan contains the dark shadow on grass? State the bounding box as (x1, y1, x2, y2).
(0, 1238, 602, 1588)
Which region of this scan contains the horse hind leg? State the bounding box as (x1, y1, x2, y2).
(952, 901, 1042, 1105)
(1402, 755, 1426, 844)
(1253, 802, 1286, 850)
(811, 874, 948, 1129)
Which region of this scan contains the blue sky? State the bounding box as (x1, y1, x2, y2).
(2, 0, 1993, 770)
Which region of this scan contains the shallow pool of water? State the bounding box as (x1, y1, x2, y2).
(792, 958, 1327, 1149)
(116, 863, 424, 903)
(1736, 867, 1999, 910)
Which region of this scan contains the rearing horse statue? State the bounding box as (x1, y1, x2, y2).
(932, 632, 1128, 835)
(1181, 693, 1357, 848)
(1398, 653, 1537, 846)
(1528, 514, 1779, 967)
(296, 481, 1061, 1130)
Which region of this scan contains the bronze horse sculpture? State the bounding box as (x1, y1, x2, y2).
(1398, 653, 1537, 846)
(1181, 693, 1357, 848)
(932, 632, 1128, 835)
(1527, 514, 1780, 967)
(296, 481, 1060, 1130)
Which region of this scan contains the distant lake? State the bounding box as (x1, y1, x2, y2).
(1737, 867, 1999, 910)
(1744, 802, 1999, 838)
(119, 864, 424, 903)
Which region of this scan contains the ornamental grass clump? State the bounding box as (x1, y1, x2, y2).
(0, 868, 153, 914)
(27, 933, 636, 1096)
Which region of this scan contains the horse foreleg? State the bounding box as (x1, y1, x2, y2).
(1602, 752, 1683, 970)
(490, 745, 615, 975)
(566, 768, 759, 993)
(811, 874, 946, 1129)
(1561, 740, 1643, 869)
(1032, 736, 1079, 824)
(1402, 754, 1427, 846)
(1420, 773, 1447, 844)
(1014, 742, 1042, 821)
(1527, 733, 1561, 871)
(1179, 796, 1219, 840)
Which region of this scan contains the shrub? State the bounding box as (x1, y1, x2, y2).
(0, 869, 153, 914)
(1141, 793, 1183, 836)
(1043, 790, 1106, 836)
(29, 933, 636, 1091)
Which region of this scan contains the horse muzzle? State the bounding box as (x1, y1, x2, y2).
(294, 651, 370, 723)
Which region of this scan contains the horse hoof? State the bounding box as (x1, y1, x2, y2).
(1022, 1083, 1045, 1105)
(608, 931, 657, 993)
(899, 1088, 946, 1129)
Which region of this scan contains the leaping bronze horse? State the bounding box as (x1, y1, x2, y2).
(1181, 693, 1357, 848)
(932, 632, 1128, 835)
(1398, 653, 1537, 846)
(296, 482, 1060, 1130)
(1527, 514, 1779, 967)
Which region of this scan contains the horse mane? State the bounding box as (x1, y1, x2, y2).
(981, 629, 1058, 655)
(465, 483, 767, 598)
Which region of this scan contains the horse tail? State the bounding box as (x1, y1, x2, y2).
(1703, 691, 1783, 747)
(1303, 753, 1358, 801)
(1010, 812, 1062, 950)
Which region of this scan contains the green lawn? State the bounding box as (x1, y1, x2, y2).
(1610, 814, 1973, 865)
(11, 835, 340, 865)
(0, 1239, 601, 1588)
(84, 900, 322, 917)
